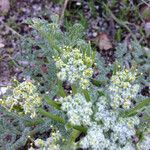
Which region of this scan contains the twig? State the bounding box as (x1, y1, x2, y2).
(0, 20, 22, 38)
(103, 3, 137, 41)
(138, 0, 150, 23)
(59, 0, 69, 23)
(141, 0, 150, 7)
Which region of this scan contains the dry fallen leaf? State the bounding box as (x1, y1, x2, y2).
(0, 0, 10, 14)
(40, 64, 48, 74)
(96, 33, 113, 50)
(140, 3, 150, 22)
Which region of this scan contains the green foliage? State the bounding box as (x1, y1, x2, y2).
(94, 52, 112, 83)
(18, 16, 94, 93)
(115, 41, 150, 84)
(122, 97, 150, 117)
(0, 108, 18, 148)
(0, 15, 150, 149)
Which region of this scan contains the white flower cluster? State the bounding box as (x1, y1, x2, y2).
(94, 96, 118, 129)
(29, 130, 61, 150)
(108, 69, 140, 109)
(111, 116, 139, 145)
(137, 135, 150, 150)
(59, 93, 93, 126)
(80, 96, 140, 150)
(0, 81, 42, 118)
(54, 46, 93, 89)
(80, 123, 136, 150)
(80, 123, 110, 150)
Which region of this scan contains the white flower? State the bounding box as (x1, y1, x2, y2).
(1, 81, 42, 118)
(109, 69, 140, 109)
(137, 135, 150, 150)
(57, 71, 66, 81)
(80, 78, 90, 89)
(30, 131, 61, 150)
(54, 46, 93, 89)
(83, 68, 93, 78)
(59, 93, 93, 126)
(86, 95, 140, 150)
(80, 124, 109, 150)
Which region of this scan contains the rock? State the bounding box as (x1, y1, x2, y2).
(144, 22, 150, 37)
(0, 86, 8, 96)
(0, 0, 10, 14)
(96, 33, 113, 50)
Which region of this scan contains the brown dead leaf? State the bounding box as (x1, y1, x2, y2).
(40, 64, 48, 74)
(96, 33, 113, 50)
(139, 3, 150, 22)
(0, 0, 10, 14)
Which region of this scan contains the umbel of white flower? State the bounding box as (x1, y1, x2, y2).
(80, 96, 140, 150)
(29, 130, 61, 150)
(0, 81, 42, 118)
(80, 123, 110, 150)
(53, 46, 93, 89)
(59, 93, 93, 126)
(137, 134, 150, 150)
(108, 69, 140, 109)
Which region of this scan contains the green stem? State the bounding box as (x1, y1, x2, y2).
(123, 97, 150, 117)
(38, 108, 87, 133)
(90, 78, 107, 87)
(82, 89, 90, 102)
(62, 129, 81, 149)
(44, 96, 61, 110)
(38, 108, 65, 124)
(69, 129, 80, 144)
(57, 80, 66, 97)
(135, 144, 138, 150)
(25, 118, 44, 126)
(71, 84, 77, 94)
(72, 125, 87, 133)
(143, 116, 150, 121)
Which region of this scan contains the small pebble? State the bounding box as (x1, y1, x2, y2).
(93, 32, 98, 37)
(76, 2, 81, 6)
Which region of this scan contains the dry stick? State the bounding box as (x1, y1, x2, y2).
(104, 4, 138, 69)
(59, 0, 69, 23)
(104, 4, 137, 42)
(141, 0, 150, 7)
(0, 20, 22, 38)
